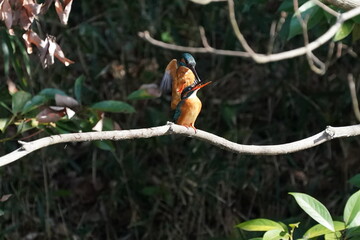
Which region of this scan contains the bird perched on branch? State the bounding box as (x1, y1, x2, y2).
(160, 53, 201, 109)
(174, 81, 211, 130)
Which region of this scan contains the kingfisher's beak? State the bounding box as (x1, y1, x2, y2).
(192, 81, 212, 91)
(189, 65, 201, 85)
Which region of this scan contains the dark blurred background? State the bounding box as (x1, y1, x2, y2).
(1, 0, 360, 239)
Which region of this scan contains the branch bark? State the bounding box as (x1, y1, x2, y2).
(324, 0, 360, 10)
(1, 123, 360, 167)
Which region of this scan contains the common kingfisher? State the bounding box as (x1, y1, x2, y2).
(174, 81, 211, 130)
(160, 53, 201, 109)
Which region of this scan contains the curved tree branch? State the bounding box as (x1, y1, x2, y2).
(1, 123, 360, 167)
(139, 5, 360, 63)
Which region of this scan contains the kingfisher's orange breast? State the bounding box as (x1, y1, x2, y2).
(171, 66, 195, 109)
(162, 59, 197, 110)
(176, 97, 202, 127)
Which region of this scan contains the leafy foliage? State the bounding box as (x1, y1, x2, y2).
(237, 191, 360, 240)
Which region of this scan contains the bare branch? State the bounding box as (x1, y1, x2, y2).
(189, 0, 227, 4)
(311, 0, 340, 17)
(1, 123, 360, 167)
(138, 31, 251, 58)
(293, 0, 326, 74)
(199, 26, 211, 49)
(348, 74, 360, 122)
(139, 5, 360, 63)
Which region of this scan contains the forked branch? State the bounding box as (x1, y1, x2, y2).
(139, 2, 360, 63)
(1, 123, 360, 167)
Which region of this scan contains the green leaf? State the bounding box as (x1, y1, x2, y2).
(93, 140, 115, 152)
(353, 15, 360, 23)
(0, 209, 4, 216)
(277, 0, 307, 12)
(334, 20, 355, 41)
(22, 95, 49, 113)
(0, 118, 8, 132)
(39, 88, 67, 98)
(289, 222, 300, 229)
(288, 1, 324, 40)
(17, 120, 34, 134)
(347, 226, 360, 239)
(349, 174, 360, 188)
(12, 91, 31, 114)
(127, 89, 157, 100)
(289, 192, 335, 231)
(90, 100, 135, 113)
(324, 231, 342, 240)
(344, 190, 360, 227)
(352, 24, 360, 43)
(236, 219, 285, 232)
(161, 31, 174, 43)
(304, 221, 345, 238)
(74, 75, 85, 104)
(263, 229, 289, 240)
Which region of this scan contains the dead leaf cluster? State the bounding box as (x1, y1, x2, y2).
(0, 0, 74, 67)
(23, 30, 74, 67)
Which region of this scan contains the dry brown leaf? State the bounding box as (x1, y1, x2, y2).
(40, 0, 54, 14)
(92, 113, 105, 132)
(20, 1, 42, 30)
(6, 78, 18, 94)
(55, 94, 79, 108)
(36, 107, 66, 123)
(0, 0, 13, 30)
(11, 0, 42, 31)
(54, 0, 73, 25)
(22, 29, 42, 54)
(22, 30, 74, 67)
(0, 194, 12, 202)
(40, 35, 57, 68)
(54, 40, 74, 66)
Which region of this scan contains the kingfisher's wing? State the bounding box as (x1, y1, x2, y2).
(160, 59, 177, 93)
(173, 100, 183, 123)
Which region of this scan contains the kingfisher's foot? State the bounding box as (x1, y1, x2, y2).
(179, 124, 197, 133)
(190, 124, 197, 133)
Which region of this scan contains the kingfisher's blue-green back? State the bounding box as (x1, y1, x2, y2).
(173, 101, 184, 123)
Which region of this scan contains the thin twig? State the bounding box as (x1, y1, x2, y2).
(199, 26, 211, 49)
(348, 74, 360, 122)
(293, 0, 326, 74)
(1, 123, 360, 167)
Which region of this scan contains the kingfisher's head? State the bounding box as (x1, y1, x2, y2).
(180, 81, 212, 99)
(180, 53, 201, 84)
(181, 53, 196, 67)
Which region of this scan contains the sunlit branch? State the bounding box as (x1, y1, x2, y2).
(1, 123, 360, 167)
